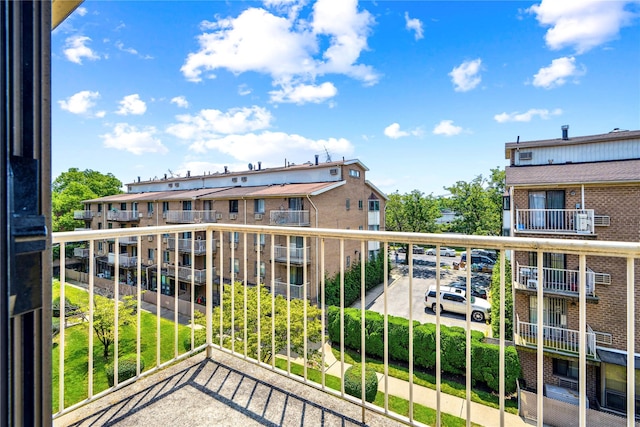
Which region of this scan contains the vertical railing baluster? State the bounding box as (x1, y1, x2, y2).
(409, 244, 414, 423)
(286, 234, 291, 375)
(436, 245, 441, 426)
(360, 240, 366, 422)
(231, 231, 236, 354)
(383, 242, 389, 414)
(256, 232, 261, 364)
(59, 242, 66, 411)
(626, 256, 635, 424)
(536, 250, 544, 427)
(579, 254, 586, 426)
(465, 245, 471, 427)
(137, 236, 142, 375)
(303, 237, 308, 382)
(340, 239, 345, 397)
(243, 231, 248, 359)
(270, 236, 275, 369)
(320, 237, 326, 390)
(205, 228, 213, 358)
(114, 237, 120, 387)
(499, 248, 506, 426)
(88, 238, 95, 398)
(156, 235, 161, 367)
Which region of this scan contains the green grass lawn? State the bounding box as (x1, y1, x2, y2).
(274, 358, 479, 427)
(332, 345, 519, 415)
(52, 281, 192, 412)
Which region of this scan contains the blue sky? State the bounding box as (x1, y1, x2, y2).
(52, 0, 640, 196)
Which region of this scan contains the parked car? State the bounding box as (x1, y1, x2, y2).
(460, 253, 496, 266)
(413, 246, 425, 254)
(424, 285, 491, 322)
(450, 281, 488, 299)
(425, 247, 456, 257)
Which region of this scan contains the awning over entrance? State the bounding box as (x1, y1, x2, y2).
(597, 348, 640, 367)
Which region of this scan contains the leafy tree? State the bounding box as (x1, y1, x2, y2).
(444, 167, 504, 236)
(92, 295, 136, 360)
(385, 190, 440, 260)
(52, 168, 123, 232)
(490, 259, 513, 340)
(191, 284, 323, 363)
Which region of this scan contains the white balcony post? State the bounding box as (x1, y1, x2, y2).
(579, 254, 587, 425)
(206, 228, 213, 358)
(627, 257, 636, 424)
(536, 250, 544, 427)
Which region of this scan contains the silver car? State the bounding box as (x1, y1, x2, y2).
(424, 286, 491, 322)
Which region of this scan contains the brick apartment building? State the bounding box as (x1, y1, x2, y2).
(504, 127, 640, 416)
(73, 157, 386, 305)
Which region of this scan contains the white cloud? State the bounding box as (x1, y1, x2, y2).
(101, 123, 168, 155)
(449, 59, 482, 92)
(432, 120, 462, 136)
(187, 131, 354, 164)
(181, 0, 378, 104)
(170, 96, 189, 108)
(115, 41, 138, 55)
(63, 35, 100, 64)
(405, 12, 424, 40)
(528, 0, 637, 54)
(383, 123, 422, 139)
(532, 56, 585, 89)
(58, 90, 100, 115)
(166, 106, 273, 140)
(116, 94, 147, 115)
(269, 81, 337, 104)
(76, 7, 88, 16)
(494, 108, 563, 123)
(238, 84, 252, 96)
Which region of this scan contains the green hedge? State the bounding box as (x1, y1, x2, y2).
(325, 253, 387, 307)
(105, 356, 145, 387)
(327, 307, 520, 394)
(344, 363, 378, 402)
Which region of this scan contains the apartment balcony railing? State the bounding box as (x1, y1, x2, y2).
(73, 227, 91, 232)
(73, 247, 89, 258)
(515, 209, 595, 234)
(273, 245, 311, 264)
(515, 263, 601, 297)
(73, 210, 93, 220)
(273, 279, 306, 299)
(269, 209, 310, 226)
(105, 253, 138, 268)
(165, 210, 217, 224)
(52, 225, 640, 426)
(166, 237, 213, 255)
(161, 264, 209, 285)
(106, 210, 141, 222)
(515, 314, 597, 359)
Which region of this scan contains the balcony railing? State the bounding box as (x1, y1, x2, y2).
(515, 263, 598, 297)
(165, 210, 217, 224)
(73, 210, 93, 220)
(73, 247, 89, 258)
(106, 210, 141, 222)
(161, 264, 209, 284)
(166, 237, 213, 255)
(515, 209, 594, 234)
(51, 225, 640, 426)
(515, 315, 597, 358)
(269, 210, 310, 226)
(105, 253, 138, 268)
(273, 245, 311, 264)
(273, 279, 306, 299)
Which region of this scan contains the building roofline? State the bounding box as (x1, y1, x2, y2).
(365, 180, 389, 200)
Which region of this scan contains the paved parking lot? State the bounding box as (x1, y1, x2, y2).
(368, 257, 492, 335)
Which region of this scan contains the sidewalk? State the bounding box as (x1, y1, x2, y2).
(321, 342, 528, 427)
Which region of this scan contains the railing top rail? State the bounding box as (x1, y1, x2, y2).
(53, 224, 640, 257)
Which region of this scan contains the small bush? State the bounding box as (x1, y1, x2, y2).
(344, 363, 378, 402)
(52, 318, 60, 337)
(105, 356, 145, 387)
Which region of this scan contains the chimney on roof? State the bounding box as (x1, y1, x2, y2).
(258, 161, 262, 170)
(315, 154, 319, 165)
(187, 170, 190, 177)
(137, 176, 140, 182)
(164, 173, 167, 179)
(561, 125, 569, 140)
(224, 166, 228, 174)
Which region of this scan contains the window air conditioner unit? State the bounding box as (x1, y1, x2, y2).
(162, 263, 169, 269)
(576, 213, 590, 232)
(229, 213, 238, 220)
(594, 215, 610, 226)
(162, 213, 167, 219)
(148, 212, 153, 217)
(519, 151, 532, 161)
(215, 213, 223, 220)
(138, 212, 143, 218)
(254, 213, 263, 220)
(329, 168, 338, 175)
(162, 237, 168, 244)
(97, 212, 102, 217)
(148, 236, 154, 242)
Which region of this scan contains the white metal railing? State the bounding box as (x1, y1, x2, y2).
(106, 210, 140, 222)
(515, 209, 595, 234)
(516, 314, 596, 358)
(273, 279, 306, 299)
(515, 263, 596, 296)
(74, 227, 91, 232)
(106, 253, 138, 268)
(165, 210, 217, 224)
(166, 237, 212, 255)
(269, 210, 310, 226)
(118, 236, 138, 245)
(273, 245, 311, 264)
(73, 210, 93, 220)
(52, 225, 640, 426)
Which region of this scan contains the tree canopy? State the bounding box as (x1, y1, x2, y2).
(52, 168, 123, 232)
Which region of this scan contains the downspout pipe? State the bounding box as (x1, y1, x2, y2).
(306, 194, 319, 305)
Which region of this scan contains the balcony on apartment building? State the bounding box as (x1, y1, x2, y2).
(515, 209, 595, 235)
(52, 226, 639, 427)
(165, 210, 217, 224)
(72, 247, 89, 258)
(102, 253, 138, 268)
(73, 210, 94, 220)
(166, 237, 215, 255)
(514, 263, 610, 298)
(269, 209, 310, 226)
(106, 210, 141, 222)
(515, 314, 598, 359)
(273, 245, 311, 264)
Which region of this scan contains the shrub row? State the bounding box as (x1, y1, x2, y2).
(105, 356, 145, 387)
(327, 306, 520, 394)
(325, 253, 387, 307)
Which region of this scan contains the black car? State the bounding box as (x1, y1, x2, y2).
(450, 282, 488, 299)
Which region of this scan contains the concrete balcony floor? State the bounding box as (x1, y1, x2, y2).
(54, 349, 403, 427)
